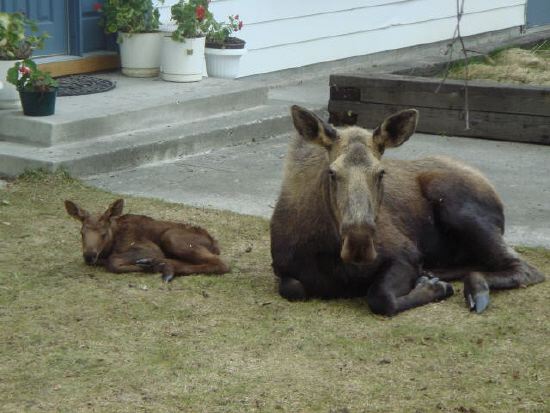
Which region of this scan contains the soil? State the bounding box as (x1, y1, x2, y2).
(206, 36, 246, 50)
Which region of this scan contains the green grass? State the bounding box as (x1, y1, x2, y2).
(1, 171, 548, 412)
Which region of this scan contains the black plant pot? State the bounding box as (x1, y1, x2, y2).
(19, 88, 57, 116)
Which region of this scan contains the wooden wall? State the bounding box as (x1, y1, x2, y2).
(156, 0, 527, 77)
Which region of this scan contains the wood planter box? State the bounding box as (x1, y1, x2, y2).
(328, 73, 550, 145)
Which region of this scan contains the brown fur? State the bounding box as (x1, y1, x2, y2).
(65, 199, 229, 282)
(270, 106, 545, 315)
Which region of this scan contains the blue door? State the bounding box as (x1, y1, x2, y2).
(0, 0, 68, 56)
(527, 0, 550, 27)
(81, 0, 109, 53)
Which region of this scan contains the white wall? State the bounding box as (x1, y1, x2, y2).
(157, 0, 527, 77)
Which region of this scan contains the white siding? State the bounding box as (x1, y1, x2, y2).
(156, 0, 527, 77)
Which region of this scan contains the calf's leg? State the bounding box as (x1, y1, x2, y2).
(157, 231, 230, 281)
(107, 248, 165, 274)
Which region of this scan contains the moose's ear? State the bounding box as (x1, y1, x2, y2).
(371, 109, 418, 157)
(65, 200, 89, 222)
(291, 105, 338, 149)
(103, 199, 124, 220)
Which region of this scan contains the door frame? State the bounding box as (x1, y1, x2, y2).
(68, 1, 82, 56)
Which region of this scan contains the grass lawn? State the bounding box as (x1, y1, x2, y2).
(0, 172, 548, 413)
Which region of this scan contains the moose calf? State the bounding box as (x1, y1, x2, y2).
(65, 199, 229, 282)
(270, 106, 545, 315)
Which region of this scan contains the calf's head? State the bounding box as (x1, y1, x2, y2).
(64, 199, 124, 265)
(291, 105, 418, 265)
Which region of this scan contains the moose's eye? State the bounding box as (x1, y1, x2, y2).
(328, 168, 337, 180)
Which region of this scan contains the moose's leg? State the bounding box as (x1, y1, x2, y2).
(367, 261, 454, 316)
(427, 183, 545, 313)
(158, 231, 230, 281)
(107, 243, 168, 274)
(108, 252, 165, 274)
(462, 256, 545, 313)
(135, 254, 229, 282)
(147, 253, 227, 282)
(278, 277, 307, 301)
(107, 256, 145, 273)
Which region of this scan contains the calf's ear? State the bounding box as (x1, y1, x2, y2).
(103, 199, 124, 220)
(371, 109, 418, 157)
(65, 200, 89, 222)
(291, 105, 338, 149)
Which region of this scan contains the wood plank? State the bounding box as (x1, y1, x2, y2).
(330, 86, 361, 102)
(330, 74, 550, 117)
(328, 100, 550, 145)
(38, 54, 120, 78)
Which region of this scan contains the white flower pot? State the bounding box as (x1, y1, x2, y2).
(119, 32, 162, 77)
(0, 59, 21, 109)
(160, 35, 205, 82)
(205, 47, 246, 79)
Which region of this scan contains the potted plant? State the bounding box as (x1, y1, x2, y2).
(161, 0, 213, 82)
(7, 59, 58, 116)
(97, 0, 163, 77)
(0, 12, 47, 109)
(205, 14, 245, 79)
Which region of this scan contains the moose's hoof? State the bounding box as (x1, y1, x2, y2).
(415, 275, 440, 287)
(162, 273, 175, 283)
(415, 276, 453, 300)
(438, 280, 454, 299)
(464, 272, 490, 313)
(467, 291, 490, 314)
(415, 275, 430, 287)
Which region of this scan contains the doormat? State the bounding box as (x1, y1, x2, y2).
(57, 75, 116, 97)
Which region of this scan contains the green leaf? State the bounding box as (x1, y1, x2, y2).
(6, 66, 19, 86)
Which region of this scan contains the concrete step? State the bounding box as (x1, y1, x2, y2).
(0, 75, 268, 147)
(0, 101, 319, 177)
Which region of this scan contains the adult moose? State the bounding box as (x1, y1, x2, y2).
(65, 199, 229, 282)
(270, 106, 545, 315)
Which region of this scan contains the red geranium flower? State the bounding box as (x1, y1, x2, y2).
(238, 20, 243, 30)
(196, 5, 206, 21)
(93, 2, 102, 12)
(19, 66, 31, 75)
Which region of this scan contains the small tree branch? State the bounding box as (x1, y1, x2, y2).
(435, 0, 470, 130)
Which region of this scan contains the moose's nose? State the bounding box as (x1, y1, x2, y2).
(340, 223, 377, 265)
(83, 253, 97, 265)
